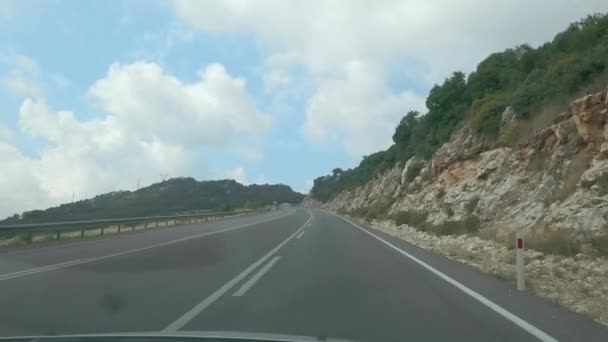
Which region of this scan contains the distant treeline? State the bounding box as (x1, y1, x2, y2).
(1, 178, 304, 224)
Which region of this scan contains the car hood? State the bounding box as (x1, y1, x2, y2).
(0, 331, 354, 342)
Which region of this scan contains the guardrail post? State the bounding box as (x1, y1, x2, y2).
(516, 232, 525, 291)
(0, 209, 255, 245)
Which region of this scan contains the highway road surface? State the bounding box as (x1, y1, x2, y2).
(0, 207, 607, 341)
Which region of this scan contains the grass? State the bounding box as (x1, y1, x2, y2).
(464, 196, 480, 214)
(494, 268, 516, 282)
(348, 199, 395, 221)
(498, 122, 522, 147)
(391, 210, 481, 236)
(405, 162, 424, 183)
(432, 215, 481, 236)
(525, 227, 582, 256)
(591, 234, 608, 257)
(391, 210, 428, 226)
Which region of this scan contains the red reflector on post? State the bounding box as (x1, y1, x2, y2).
(517, 238, 523, 249)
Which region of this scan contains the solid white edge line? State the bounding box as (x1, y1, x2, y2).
(233, 256, 281, 296)
(296, 231, 305, 239)
(163, 211, 312, 332)
(0, 331, 352, 342)
(331, 212, 559, 342)
(0, 212, 290, 282)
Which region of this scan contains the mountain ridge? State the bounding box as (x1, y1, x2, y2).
(1, 177, 304, 224)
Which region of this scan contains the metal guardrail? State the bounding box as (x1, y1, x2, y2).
(0, 208, 270, 245)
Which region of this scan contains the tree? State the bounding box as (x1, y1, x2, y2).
(310, 13, 608, 202)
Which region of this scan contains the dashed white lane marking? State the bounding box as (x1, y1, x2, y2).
(0, 259, 81, 281)
(334, 213, 558, 342)
(296, 231, 305, 239)
(232, 256, 281, 296)
(163, 211, 312, 332)
(0, 213, 291, 282)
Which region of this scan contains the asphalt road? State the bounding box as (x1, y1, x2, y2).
(0, 207, 606, 341)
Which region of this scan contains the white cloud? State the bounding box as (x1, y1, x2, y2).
(224, 167, 249, 185)
(0, 142, 49, 217)
(0, 60, 270, 218)
(303, 60, 426, 155)
(51, 75, 69, 89)
(173, 0, 608, 155)
(223, 167, 269, 185)
(89, 62, 271, 148)
(139, 136, 189, 173)
(3, 55, 44, 99)
(131, 21, 195, 62)
(0, 0, 19, 18)
(262, 52, 298, 91)
(235, 145, 263, 161)
(0, 124, 14, 142)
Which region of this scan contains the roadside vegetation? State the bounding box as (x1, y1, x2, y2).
(1, 178, 304, 224)
(311, 14, 608, 203)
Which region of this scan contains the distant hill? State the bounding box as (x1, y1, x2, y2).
(1, 178, 304, 224)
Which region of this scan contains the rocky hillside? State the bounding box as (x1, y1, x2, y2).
(305, 14, 608, 323)
(305, 94, 608, 321)
(2, 178, 304, 224)
(309, 88, 608, 253)
(307, 14, 608, 255)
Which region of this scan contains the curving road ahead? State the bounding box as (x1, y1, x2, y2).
(0, 207, 606, 341)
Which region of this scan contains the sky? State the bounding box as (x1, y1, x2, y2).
(1, 0, 608, 218)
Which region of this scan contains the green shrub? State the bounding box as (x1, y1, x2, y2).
(310, 14, 608, 203)
(349, 200, 395, 221)
(499, 122, 522, 146)
(391, 210, 428, 226)
(405, 162, 424, 182)
(464, 196, 480, 214)
(470, 93, 510, 137)
(433, 215, 481, 236)
(591, 234, 608, 257)
(349, 207, 370, 219)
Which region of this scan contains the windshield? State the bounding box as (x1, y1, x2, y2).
(2, 1, 608, 342)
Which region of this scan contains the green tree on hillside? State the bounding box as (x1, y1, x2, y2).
(311, 13, 608, 203)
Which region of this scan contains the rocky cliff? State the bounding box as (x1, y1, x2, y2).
(304, 87, 608, 323)
(312, 86, 608, 247)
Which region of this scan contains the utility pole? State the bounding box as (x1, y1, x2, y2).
(136, 177, 141, 191)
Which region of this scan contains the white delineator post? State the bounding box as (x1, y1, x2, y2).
(516, 232, 525, 291)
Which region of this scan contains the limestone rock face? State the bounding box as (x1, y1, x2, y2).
(319, 87, 608, 235)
